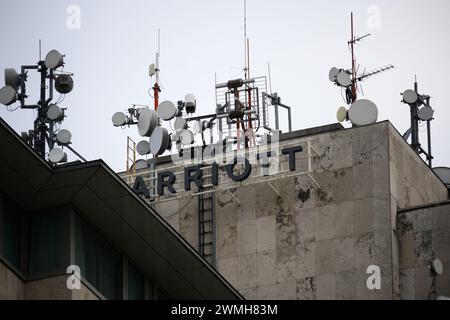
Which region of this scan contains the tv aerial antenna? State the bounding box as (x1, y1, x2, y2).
(149, 29, 161, 110)
(329, 12, 394, 105)
(400, 76, 435, 167)
(0, 44, 85, 165)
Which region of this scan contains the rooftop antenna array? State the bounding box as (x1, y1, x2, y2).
(0, 43, 85, 164)
(401, 76, 435, 167)
(331, 12, 394, 127)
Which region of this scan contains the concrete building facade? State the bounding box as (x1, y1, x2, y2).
(132, 121, 450, 299)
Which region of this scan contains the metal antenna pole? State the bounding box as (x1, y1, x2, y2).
(350, 12, 357, 103)
(153, 29, 161, 110)
(410, 77, 420, 154)
(427, 119, 432, 167)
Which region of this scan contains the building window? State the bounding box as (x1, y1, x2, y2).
(127, 262, 145, 300)
(28, 210, 68, 275)
(75, 216, 122, 300)
(0, 193, 23, 271)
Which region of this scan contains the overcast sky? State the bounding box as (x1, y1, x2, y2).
(1, 0, 450, 172)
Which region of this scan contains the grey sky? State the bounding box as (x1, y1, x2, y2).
(1, 0, 450, 172)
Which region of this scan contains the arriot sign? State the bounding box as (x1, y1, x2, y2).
(132, 146, 303, 197)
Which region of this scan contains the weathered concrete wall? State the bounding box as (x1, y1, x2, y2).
(397, 201, 450, 299)
(0, 260, 24, 299)
(140, 121, 449, 299)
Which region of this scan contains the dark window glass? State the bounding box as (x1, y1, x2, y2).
(28, 210, 67, 275)
(3, 202, 22, 270)
(75, 216, 122, 300)
(127, 262, 145, 300)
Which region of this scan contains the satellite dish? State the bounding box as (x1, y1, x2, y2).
(177, 129, 194, 146)
(174, 117, 186, 130)
(0, 85, 17, 106)
(157, 101, 177, 120)
(431, 259, 444, 275)
(348, 99, 378, 126)
(149, 63, 156, 77)
(329, 67, 340, 82)
(192, 120, 202, 134)
(402, 89, 418, 104)
(138, 108, 159, 137)
(336, 71, 352, 87)
(418, 106, 434, 121)
(336, 106, 348, 122)
(433, 167, 450, 187)
(49, 147, 67, 163)
(56, 129, 72, 145)
(185, 93, 196, 113)
(46, 104, 64, 121)
(136, 140, 151, 155)
(133, 159, 148, 170)
(45, 50, 64, 70)
(150, 126, 170, 155)
(5, 68, 20, 90)
(112, 112, 127, 126)
(55, 74, 74, 94)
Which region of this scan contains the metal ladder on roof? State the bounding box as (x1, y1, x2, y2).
(198, 188, 216, 267)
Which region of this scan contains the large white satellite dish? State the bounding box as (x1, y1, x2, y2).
(402, 89, 418, 104)
(348, 99, 378, 126)
(45, 50, 64, 70)
(5, 68, 20, 90)
(336, 106, 348, 122)
(47, 104, 64, 121)
(418, 106, 434, 121)
(56, 129, 72, 145)
(112, 112, 127, 126)
(336, 71, 352, 87)
(136, 140, 151, 155)
(174, 117, 186, 130)
(0, 85, 17, 105)
(150, 126, 170, 155)
(137, 108, 159, 137)
(329, 67, 340, 82)
(157, 101, 177, 121)
(49, 147, 67, 163)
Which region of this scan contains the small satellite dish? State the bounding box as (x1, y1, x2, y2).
(150, 126, 170, 155)
(185, 93, 196, 113)
(136, 140, 151, 155)
(55, 74, 74, 94)
(336, 71, 352, 87)
(418, 106, 434, 121)
(112, 112, 127, 126)
(433, 167, 450, 187)
(49, 147, 67, 164)
(348, 99, 378, 126)
(192, 120, 202, 134)
(157, 101, 177, 120)
(0, 85, 17, 106)
(5, 68, 20, 90)
(174, 117, 187, 130)
(133, 159, 148, 170)
(46, 104, 64, 121)
(177, 129, 194, 146)
(45, 50, 64, 70)
(329, 67, 340, 82)
(402, 89, 418, 104)
(336, 106, 348, 122)
(56, 129, 72, 145)
(149, 63, 156, 77)
(138, 108, 159, 137)
(431, 259, 444, 276)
